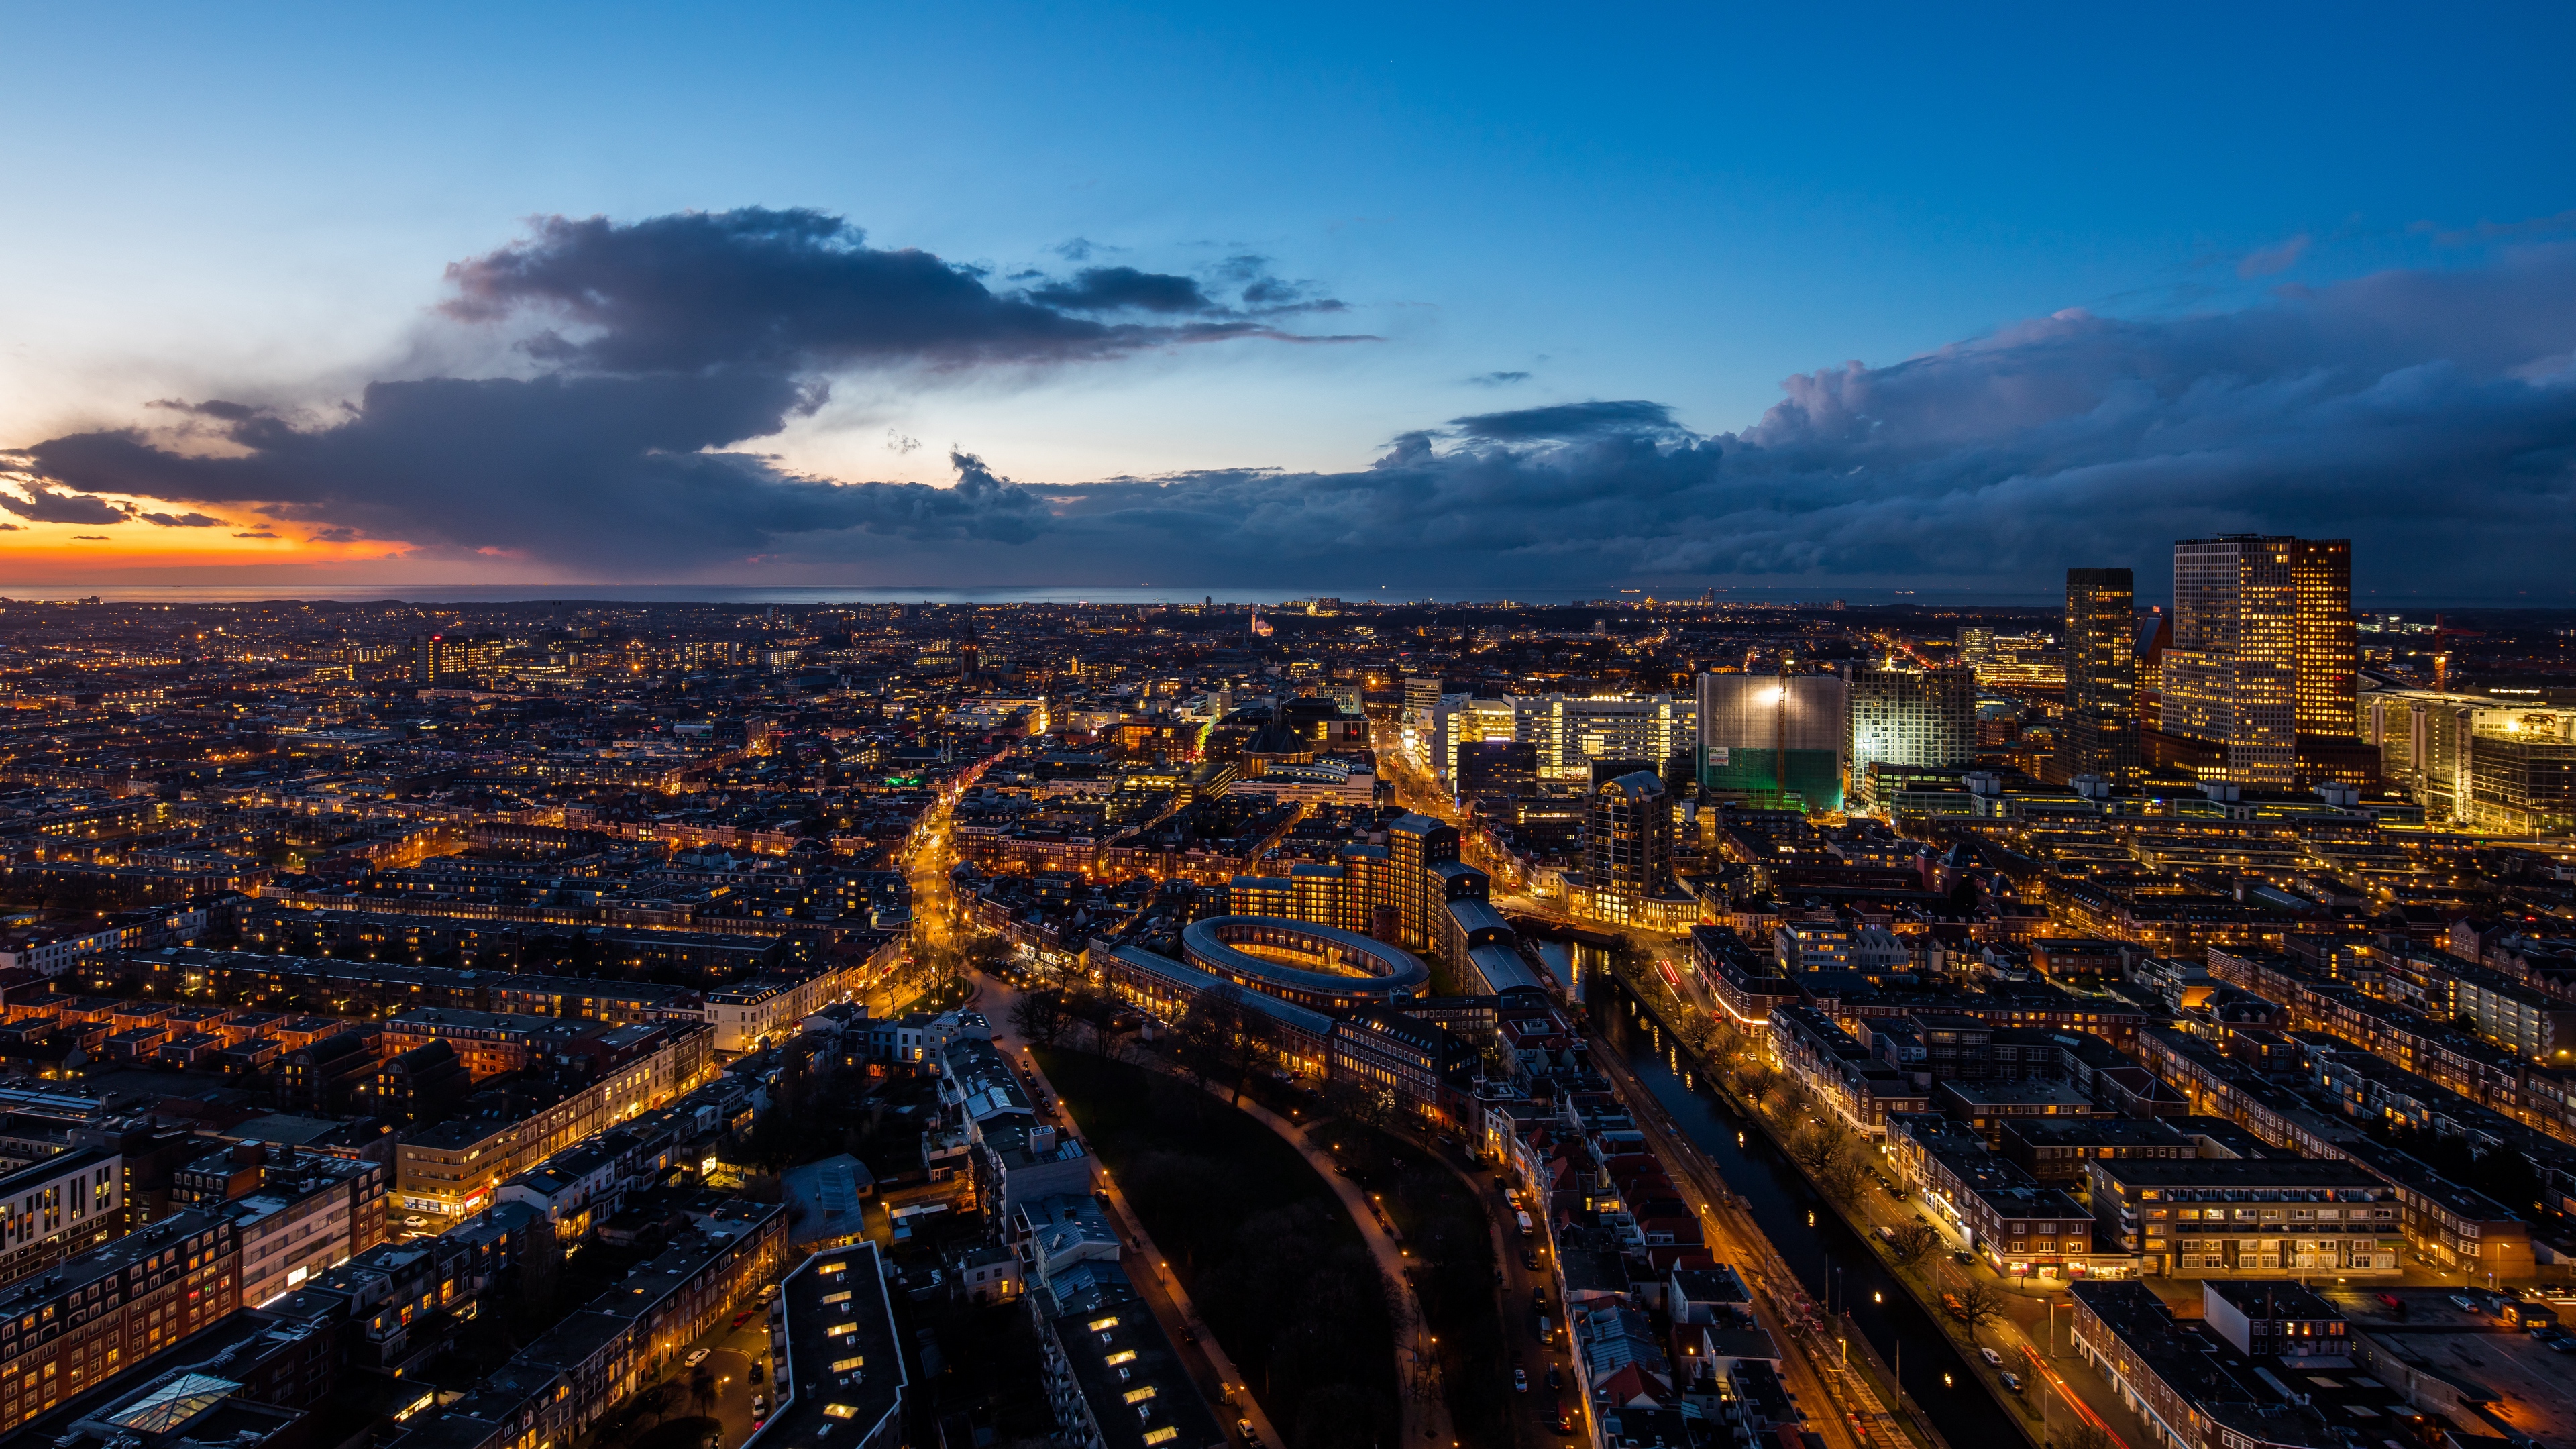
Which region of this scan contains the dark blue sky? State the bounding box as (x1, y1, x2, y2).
(3, 1, 2573, 593)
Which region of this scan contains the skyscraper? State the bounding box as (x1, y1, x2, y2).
(1849, 667, 1974, 773)
(1697, 671, 1847, 811)
(2053, 567, 2139, 784)
(2154, 536, 2353, 786)
(2291, 539, 2355, 736)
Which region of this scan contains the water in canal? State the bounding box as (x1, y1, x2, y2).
(1587, 975, 2023, 1449)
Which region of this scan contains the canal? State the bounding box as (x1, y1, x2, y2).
(1587, 973, 2025, 1449)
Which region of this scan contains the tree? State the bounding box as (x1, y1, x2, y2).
(635, 1381, 683, 1430)
(2055, 1424, 2117, 1449)
(688, 1364, 719, 1417)
(1788, 1117, 1856, 1178)
(1885, 1220, 1941, 1265)
(1949, 1280, 2008, 1340)
(1174, 987, 1240, 1090)
(1008, 989, 1069, 1049)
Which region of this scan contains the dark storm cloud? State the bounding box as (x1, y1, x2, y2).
(17, 222, 2576, 589)
(1447, 400, 1684, 442)
(439, 207, 1313, 374)
(1026, 266, 1219, 315)
(2, 487, 130, 525)
(16, 207, 1364, 574)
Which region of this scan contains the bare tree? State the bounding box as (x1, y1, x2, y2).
(1949, 1280, 2008, 1340)
(1174, 987, 1237, 1087)
(1788, 1116, 1856, 1177)
(2056, 1424, 2117, 1449)
(1008, 989, 1069, 1049)
(1886, 1220, 1941, 1265)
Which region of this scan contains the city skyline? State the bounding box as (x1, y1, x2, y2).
(3, 7, 2574, 597)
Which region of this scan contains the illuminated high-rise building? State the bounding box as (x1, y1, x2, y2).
(2154, 535, 2356, 787)
(2053, 567, 2139, 784)
(1849, 667, 1974, 773)
(1697, 671, 1847, 811)
(2158, 537, 2298, 784)
(2291, 539, 2356, 735)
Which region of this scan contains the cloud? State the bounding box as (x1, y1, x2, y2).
(19, 225, 2576, 592)
(15, 207, 1359, 574)
(233, 531, 279, 539)
(0, 523, 19, 531)
(1466, 370, 1532, 386)
(140, 511, 227, 527)
(439, 207, 1332, 375)
(2, 487, 129, 525)
(1026, 266, 1218, 315)
(2237, 234, 2312, 278)
(1447, 400, 1685, 442)
(70, 535, 109, 541)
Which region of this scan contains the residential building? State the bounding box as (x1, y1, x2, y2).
(1849, 667, 1974, 777)
(749, 1245, 906, 1449)
(2080, 1157, 2401, 1278)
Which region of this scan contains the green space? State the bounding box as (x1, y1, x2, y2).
(1036, 1047, 1401, 1449)
(1318, 1121, 1517, 1448)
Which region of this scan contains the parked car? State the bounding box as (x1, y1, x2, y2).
(2451, 1294, 2483, 1311)
(402, 1216, 429, 1228)
(1954, 1252, 1978, 1265)
(685, 1348, 712, 1368)
(1521, 1248, 1541, 1270)
(1237, 1418, 1260, 1446)
(2000, 1373, 2023, 1395)
(1546, 1366, 1562, 1391)
(1513, 1368, 1529, 1393)
(1979, 1347, 2005, 1367)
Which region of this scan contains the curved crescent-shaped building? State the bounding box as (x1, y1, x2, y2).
(1179, 916, 1431, 1008)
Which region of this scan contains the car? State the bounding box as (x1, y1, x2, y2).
(402, 1215, 429, 1228)
(1237, 1417, 1261, 1446)
(685, 1348, 712, 1368)
(1954, 1252, 1978, 1265)
(2000, 1373, 2023, 1394)
(751, 1396, 766, 1415)
(2550, 1337, 2576, 1356)
(1521, 1249, 1542, 1271)
(1532, 1287, 1549, 1309)
(2451, 1294, 2483, 1311)
(1513, 1368, 1528, 1393)
(1979, 1347, 2004, 1367)
(1546, 1366, 1562, 1391)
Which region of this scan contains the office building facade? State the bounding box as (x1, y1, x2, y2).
(2158, 537, 2303, 785)
(1505, 693, 1695, 782)
(2054, 567, 2140, 784)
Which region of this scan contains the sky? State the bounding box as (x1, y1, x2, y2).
(3, 1, 2573, 599)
